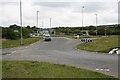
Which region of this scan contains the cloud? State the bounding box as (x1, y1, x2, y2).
(72, 2, 118, 13)
(34, 2, 72, 8)
(0, 1, 118, 28)
(0, 3, 20, 26)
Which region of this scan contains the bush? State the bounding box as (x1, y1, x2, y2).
(88, 30, 96, 35)
(2, 28, 19, 40)
(22, 28, 31, 38)
(2, 27, 31, 40)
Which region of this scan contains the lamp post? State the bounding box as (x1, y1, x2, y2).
(82, 6, 84, 35)
(50, 18, 51, 28)
(50, 18, 52, 35)
(20, 0, 23, 45)
(104, 28, 107, 37)
(36, 11, 39, 35)
(42, 20, 44, 28)
(37, 11, 39, 28)
(95, 14, 98, 36)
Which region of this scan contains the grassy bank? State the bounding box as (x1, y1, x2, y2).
(2, 37, 42, 49)
(77, 35, 119, 53)
(2, 60, 117, 78)
(64, 35, 98, 39)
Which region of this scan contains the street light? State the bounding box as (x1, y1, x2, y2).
(37, 11, 39, 28)
(50, 18, 51, 28)
(50, 18, 52, 35)
(82, 6, 84, 35)
(20, 0, 23, 45)
(104, 28, 107, 37)
(42, 20, 44, 28)
(95, 14, 98, 36)
(36, 11, 39, 35)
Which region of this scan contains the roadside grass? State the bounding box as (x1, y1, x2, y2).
(77, 35, 119, 53)
(2, 60, 118, 79)
(64, 35, 98, 39)
(79, 35, 98, 38)
(2, 37, 42, 49)
(0, 61, 1, 78)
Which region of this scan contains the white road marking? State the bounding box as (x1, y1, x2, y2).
(7, 54, 11, 55)
(104, 69, 110, 72)
(95, 68, 100, 71)
(95, 68, 110, 72)
(10, 51, 16, 54)
(100, 69, 104, 71)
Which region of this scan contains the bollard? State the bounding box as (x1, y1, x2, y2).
(81, 39, 93, 43)
(90, 39, 92, 42)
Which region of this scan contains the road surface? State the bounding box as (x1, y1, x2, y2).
(1, 37, 119, 78)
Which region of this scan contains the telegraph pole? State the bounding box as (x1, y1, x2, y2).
(20, 0, 23, 45)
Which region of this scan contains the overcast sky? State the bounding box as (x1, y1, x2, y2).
(0, 0, 119, 28)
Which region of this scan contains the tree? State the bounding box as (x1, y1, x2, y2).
(2, 28, 19, 40)
(88, 25, 96, 30)
(9, 24, 20, 30)
(27, 25, 30, 29)
(22, 28, 31, 38)
(88, 30, 96, 35)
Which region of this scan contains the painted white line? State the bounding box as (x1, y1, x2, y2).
(104, 69, 110, 72)
(10, 51, 16, 54)
(95, 68, 100, 71)
(95, 68, 110, 72)
(7, 54, 11, 55)
(100, 69, 104, 71)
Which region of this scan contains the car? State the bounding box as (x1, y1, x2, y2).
(43, 34, 51, 41)
(81, 34, 89, 36)
(74, 35, 80, 39)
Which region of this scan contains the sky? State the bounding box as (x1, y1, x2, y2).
(0, 0, 119, 28)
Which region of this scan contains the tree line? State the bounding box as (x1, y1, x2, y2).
(1, 24, 40, 40)
(52, 24, 120, 36)
(1, 24, 119, 40)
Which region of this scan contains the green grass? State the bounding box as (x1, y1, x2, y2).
(64, 35, 98, 39)
(77, 35, 119, 53)
(2, 60, 117, 78)
(2, 37, 42, 49)
(79, 35, 98, 39)
(0, 60, 2, 78)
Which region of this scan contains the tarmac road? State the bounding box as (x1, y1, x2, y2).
(1, 37, 119, 78)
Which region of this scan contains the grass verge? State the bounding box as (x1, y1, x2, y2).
(77, 35, 119, 53)
(2, 60, 118, 79)
(2, 37, 42, 49)
(64, 35, 98, 39)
